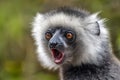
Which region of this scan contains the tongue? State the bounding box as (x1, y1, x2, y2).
(54, 53, 63, 64)
(51, 49, 64, 64)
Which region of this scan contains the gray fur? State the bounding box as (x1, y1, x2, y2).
(32, 7, 120, 80)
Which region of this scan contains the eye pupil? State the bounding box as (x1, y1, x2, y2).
(66, 32, 73, 39)
(45, 32, 52, 40)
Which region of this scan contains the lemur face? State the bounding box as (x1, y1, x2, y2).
(44, 27, 76, 64)
(32, 7, 109, 69)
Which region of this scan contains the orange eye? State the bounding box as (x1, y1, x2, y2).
(66, 32, 73, 39)
(45, 32, 52, 40)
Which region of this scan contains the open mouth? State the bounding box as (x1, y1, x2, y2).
(51, 49, 64, 64)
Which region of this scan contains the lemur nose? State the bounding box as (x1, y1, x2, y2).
(49, 43, 58, 48)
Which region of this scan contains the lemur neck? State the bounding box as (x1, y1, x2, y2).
(60, 55, 112, 80)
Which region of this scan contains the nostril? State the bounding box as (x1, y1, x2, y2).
(49, 43, 58, 48)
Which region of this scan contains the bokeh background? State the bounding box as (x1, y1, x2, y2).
(0, 0, 120, 80)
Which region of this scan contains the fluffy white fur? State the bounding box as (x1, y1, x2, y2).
(32, 12, 109, 69)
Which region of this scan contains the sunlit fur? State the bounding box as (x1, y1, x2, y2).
(32, 8, 111, 70)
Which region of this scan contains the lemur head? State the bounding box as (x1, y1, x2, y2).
(32, 7, 110, 70)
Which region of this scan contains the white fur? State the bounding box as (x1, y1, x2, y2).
(32, 14, 59, 70)
(32, 12, 109, 69)
(74, 13, 109, 65)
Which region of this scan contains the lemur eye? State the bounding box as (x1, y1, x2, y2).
(45, 32, 52, 40)
(65, 32, 73, 39)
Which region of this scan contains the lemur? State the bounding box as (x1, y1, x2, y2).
(32, 7, 120, 80)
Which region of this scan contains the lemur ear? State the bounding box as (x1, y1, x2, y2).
(32, 13, 44, 31)
(84, 12, 101, 35)
(85, 22, 100, 35)
(34, 13, 44, 23)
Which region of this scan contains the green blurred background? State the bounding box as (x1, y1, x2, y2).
(0, 0, 120, 80)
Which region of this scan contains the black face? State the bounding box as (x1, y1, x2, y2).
(45, 27, 76, 64)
